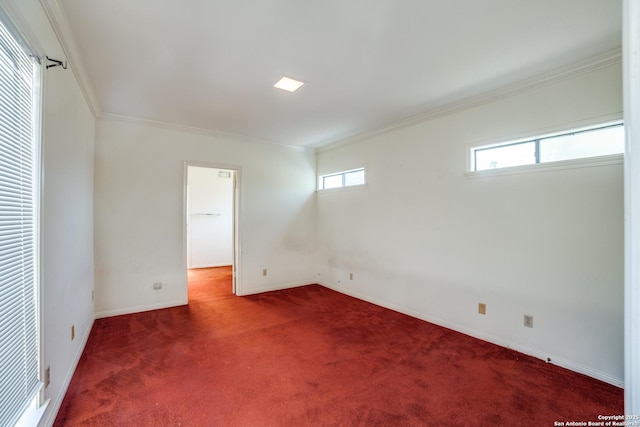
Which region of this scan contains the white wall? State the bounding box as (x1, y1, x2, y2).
(316, 62, 624, 385)
(0, 1, 97, 426)
(0, 4, 624, 424)
(40, 60, 95, 427)
(94, 118, 316, 317)
(187, 166, 234, 268)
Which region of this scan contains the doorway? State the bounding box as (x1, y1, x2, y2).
(185, 164, 239, 297)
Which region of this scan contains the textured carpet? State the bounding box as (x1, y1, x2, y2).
(54, 267, 622, 426)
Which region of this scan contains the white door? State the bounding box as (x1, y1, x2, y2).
(187, 167, 234, 268)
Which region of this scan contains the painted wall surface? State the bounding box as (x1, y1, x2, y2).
(187, 167, 234, 268)
(1, 1, 97, 426)
(40, 64, 95, 427)
(316, 63, 624, 385)
(94, 118, 316, 317)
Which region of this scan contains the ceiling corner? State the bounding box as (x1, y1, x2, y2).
(39, 0, 102, 118)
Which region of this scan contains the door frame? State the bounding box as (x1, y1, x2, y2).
(183, 161, 242, 295)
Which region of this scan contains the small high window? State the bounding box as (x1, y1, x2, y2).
(318, 168, 365, 190)
(471, 122, 624, 172)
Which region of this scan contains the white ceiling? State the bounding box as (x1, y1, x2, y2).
(53, 0, 622, 148)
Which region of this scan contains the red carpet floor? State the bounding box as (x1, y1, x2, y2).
(54, 267, 623, 426)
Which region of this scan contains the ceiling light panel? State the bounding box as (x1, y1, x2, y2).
(274, 76, 305, 92)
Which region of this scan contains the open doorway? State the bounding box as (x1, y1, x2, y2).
(185, 164, 239, 299)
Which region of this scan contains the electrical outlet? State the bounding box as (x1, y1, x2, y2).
(262, 269, 267, 277)
(71, 325, 75, 340)
(44, 366, 50, 388)
(524, 314, 533, 328)
(153, 282, 162, 290)
(478, 303, 486, 315)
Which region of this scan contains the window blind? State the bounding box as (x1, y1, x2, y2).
(0, 13, 39, 427)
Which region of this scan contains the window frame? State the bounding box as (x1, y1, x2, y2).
(467, 120, 624, 176)
(0, 7, 45, 427)
(317, 167, 367, 192)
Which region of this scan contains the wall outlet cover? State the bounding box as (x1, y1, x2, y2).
(524, 314, 534, 328)
(478, 303, 486, 315)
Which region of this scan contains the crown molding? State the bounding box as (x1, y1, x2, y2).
(0, 0, 46, 56)
(31, 1, 623, 154)
(38, 0, 309, 153)
(99, 113, 315, 153)
(39, 0, 101, 118)
(318, 48, 622, 153)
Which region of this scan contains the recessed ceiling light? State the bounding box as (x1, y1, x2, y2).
(273, 75, 305, 92)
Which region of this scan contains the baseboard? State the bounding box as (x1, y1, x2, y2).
(189, 263, 232, 269)
(39, 316, 95, 427)
(94, 282, 313, 316)
(318, 281, 624, 388)
(237, 281, 316, 296)
(95, 299, 187, 319)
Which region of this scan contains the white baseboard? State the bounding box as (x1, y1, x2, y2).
(188, 263, 232, 269)
(38, 279, 621, 427)
(237, 281, 316, 296)
(318, 281, 624, 388)
(39, 316, 95, 427)
(94, 299, 187, 319)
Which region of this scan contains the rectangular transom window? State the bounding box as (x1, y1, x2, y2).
(471, 122, 624, 172)
(318, 168, 365, 190)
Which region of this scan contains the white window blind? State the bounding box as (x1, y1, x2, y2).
(0, 13, 40, 427)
